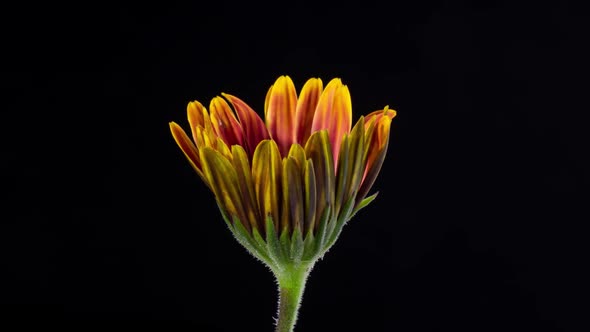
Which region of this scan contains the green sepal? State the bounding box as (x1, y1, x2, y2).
(279, 227, 291, 261)
(252, 227, 279, 270)
(337, 195, 357, 225)
(322, 195, 357, 255)
(290, 226, 304, 262)
(217, 202, 232, 229)
(302, 230, 316, 261)
(220, 207, 274, 267)
(325, 195, 350, 248)
(351, 192, 379, 219)
(265, 215, 286, 266)
(313, 206, 332, 256)
(252, 227, 269, 254)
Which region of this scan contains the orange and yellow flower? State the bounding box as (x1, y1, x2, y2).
(170, 75, 395, 265)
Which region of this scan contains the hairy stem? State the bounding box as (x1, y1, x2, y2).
(274, 263, 313, 332)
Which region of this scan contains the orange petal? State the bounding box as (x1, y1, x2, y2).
(358, 108, 396, 201)
(265, 75, 298, 156)
(222, 93, 270, 157)
(364, 107, 397, 132)
(169, 122, 211, 190)
(295, 78, 323, 145)
(210, 96, 244, 147)
(169, 122, 202, 174)
(187, 101, 212, 144)
(311, 78, 352, 165)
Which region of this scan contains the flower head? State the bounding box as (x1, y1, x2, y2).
(170, 76, 395, 267)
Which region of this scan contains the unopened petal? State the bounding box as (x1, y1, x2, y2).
(334, 118, 367, 218)
(281, 157, 304, 234)
(363, 107, 397, 163)
(304, 130, 335, 229)
(231, 145, 261, 231)
(345, 117, 367, 201)
(364, 106, 397, 133)
(303, 159, 317, 235)
(200, 147, 249, 232)
(357, 109, 395, 202)
(287, 143, 306, 169)
(334, 134, 350, 217)
(252, 140, 282, 230)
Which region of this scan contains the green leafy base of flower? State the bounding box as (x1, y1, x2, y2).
(216, 192, 378, 331)
(217, 192, 378, 272)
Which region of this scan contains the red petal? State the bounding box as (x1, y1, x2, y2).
(210, 96, 244, 147)
(222, 93, 270, 158)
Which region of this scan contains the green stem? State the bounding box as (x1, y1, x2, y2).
(274, 263, 313, 332)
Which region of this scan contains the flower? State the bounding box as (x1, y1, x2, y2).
(169, 75, 396, 332)
(169, 75, 395, 267)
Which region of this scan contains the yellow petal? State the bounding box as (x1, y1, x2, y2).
(295, 78, 323, 145)
(345, 117, 367, 201)
(281, 157, 304, 234)
(333, 117, 367, 216)
(194, 125, 216, 150)
(303, 159, 317, 234)
(251, 140, 282, 229)
(364, 106, 397, 125)
(287, 143, 306, 169)
(200, 147, 249, 232)
(373, 108, 396, 149)
(215, 136, 233, 161)
(169, 122, 203, 178)
(364, 107, 396, 144)
(265, 75, 297, 155)
(231, 145, 261, 231)
(304, 130, 335, 228)
(363, 107, 396, 169)
(334, 134, 350, 217)
(187, 101, 212, 144)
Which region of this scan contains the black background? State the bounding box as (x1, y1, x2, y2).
(3, 1, 589, 331)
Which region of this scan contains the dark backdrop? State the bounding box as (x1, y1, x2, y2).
(3, 1, 588, 331)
